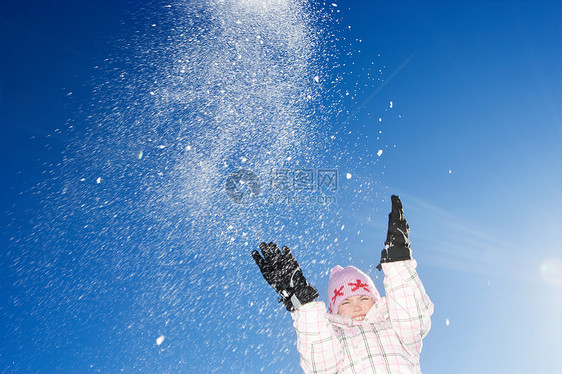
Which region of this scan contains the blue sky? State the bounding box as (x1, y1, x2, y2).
(1, 0, 561, 373)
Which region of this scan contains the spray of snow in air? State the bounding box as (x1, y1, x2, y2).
(9, 1, 396, 372)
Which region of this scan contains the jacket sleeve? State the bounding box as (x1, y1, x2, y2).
(291, 301, 343, 374)
(381, 259, 433, 356)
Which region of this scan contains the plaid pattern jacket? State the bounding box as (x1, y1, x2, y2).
(291, 260, 433, 373)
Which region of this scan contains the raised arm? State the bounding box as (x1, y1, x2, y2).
(378, 196, 433, 354)
(292, 302, 343, 374)
(252, 243, 341, 373)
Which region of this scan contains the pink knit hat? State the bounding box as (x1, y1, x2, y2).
(328, 266, 380, 314)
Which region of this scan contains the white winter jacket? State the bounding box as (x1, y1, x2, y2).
(291, 260, 433, 373)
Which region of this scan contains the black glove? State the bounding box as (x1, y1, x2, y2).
(377, 195, 412, 270)
(252, 242, 319, 311)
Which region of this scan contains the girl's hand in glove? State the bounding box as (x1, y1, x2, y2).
(252, 242, 318, 311)
(377, 195, 412, 270)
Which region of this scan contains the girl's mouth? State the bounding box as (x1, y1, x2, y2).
(352, 315, 366, 321)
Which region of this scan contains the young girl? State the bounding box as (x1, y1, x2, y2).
(252, 196, 433, 373)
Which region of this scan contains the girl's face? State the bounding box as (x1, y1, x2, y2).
(337, 295, 375, 321)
